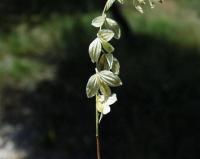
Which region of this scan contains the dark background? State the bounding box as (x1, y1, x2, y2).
(0, 0, 199, 159)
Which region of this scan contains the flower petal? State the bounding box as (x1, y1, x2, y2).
(103, 105, 111, 114)
(96, 100, 104, 113)
(105, 94, 117, 105)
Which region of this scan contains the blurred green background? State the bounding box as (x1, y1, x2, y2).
(0, 0, 199, 159)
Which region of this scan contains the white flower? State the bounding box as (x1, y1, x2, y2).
(96, 94, 117, 115)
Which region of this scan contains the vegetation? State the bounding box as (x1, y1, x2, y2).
(0, 0, 200, 89)
(0, 0, 199, 159)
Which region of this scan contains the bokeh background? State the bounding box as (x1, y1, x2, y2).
(0, 0, 199, 159)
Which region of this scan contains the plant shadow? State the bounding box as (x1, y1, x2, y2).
(1, 24, 200, 159)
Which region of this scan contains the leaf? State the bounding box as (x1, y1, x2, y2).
(101, 40, 115, 53)
(97, 29, 115, 42)
(135, 5, 144, 14)
(105, 18, 121, 39)
(86, 74, 100, 98)
(100, 82, 111, 97)
(99, 70, 122, 87)
(97, 54, 110, 71)
(105, 0, 116, 11)
(91, 15, 106, 28)
(89, 38, 102, 63)
(105, 53, 113, 69)
(111, 57, 120, 75)
(97, 53, 113, 71)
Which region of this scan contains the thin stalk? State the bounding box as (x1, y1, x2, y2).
(96, 95, 101, 159)
(99, 0, 108, 31)
(96, 136, 101, 159)
(102, 1, 107, 15)
(96, 1, 109, 158)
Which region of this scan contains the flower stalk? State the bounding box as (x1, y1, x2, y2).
(96, 95, 101, 159)
(86, 0, 164, 158)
